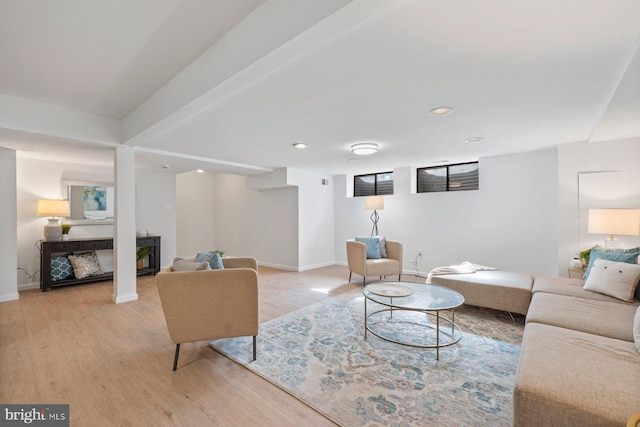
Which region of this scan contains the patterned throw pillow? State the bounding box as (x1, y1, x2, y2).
(68, 254, 101, 279)
(51, 256, 74, 281)
(74, 251, 104, 275)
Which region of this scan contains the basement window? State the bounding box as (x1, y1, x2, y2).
(354, 171, 394, 197)
(417, 162, 479, 193)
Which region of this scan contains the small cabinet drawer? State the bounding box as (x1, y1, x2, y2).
(136, 237, 157, 246)
(81, 241, 113, 250)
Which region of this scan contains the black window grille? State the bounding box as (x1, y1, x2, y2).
(417, 162, 479, 193)
(354, 171, 394, 197)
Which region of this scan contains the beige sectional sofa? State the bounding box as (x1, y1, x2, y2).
(513, 276, 640, 426)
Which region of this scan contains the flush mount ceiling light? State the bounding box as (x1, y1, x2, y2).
(465, 137, 483, 143)
(351, 142, 378, 155)
(196, 169, 204, 173)
(292, 142, 308, 149)
(429, 106, 453, 116)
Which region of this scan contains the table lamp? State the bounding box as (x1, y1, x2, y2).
(587, 208, 640, 248)
(365, 196, 384, 236)
(37, 199, 70, 241)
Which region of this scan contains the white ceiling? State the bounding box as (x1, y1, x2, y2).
(1, 0, 639, 176)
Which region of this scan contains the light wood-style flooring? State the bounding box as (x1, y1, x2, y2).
(0, 265, 424, 426)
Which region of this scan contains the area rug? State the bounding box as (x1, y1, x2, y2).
(210, 289, 524, 426)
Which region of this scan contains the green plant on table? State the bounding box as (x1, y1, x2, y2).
(578, 248, 592, 265)
(136, 247, 151, 261)
(61, 224, 72, 234)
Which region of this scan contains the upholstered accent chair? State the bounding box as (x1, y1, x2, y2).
(346, 239, 403, 285)
(156, 257, 259, 371)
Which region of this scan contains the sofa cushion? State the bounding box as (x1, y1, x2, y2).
(583, 259, 640, 302)
(526, 292, 637, 342)
(51, 256, 74, 281)
(514, 322, 640, 427)
(355, 237, 381, 259)
(195, 252, 224, 270)
(533, 276, 639, 304)
(171, 257, 211, 272)
(583, 246, 640, 280)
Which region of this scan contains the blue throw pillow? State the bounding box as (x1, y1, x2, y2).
(195, 252, 225, 270)
(584, 248, 640, 280)
(51, 256, 74, 281)
(355, 237, 381, 259)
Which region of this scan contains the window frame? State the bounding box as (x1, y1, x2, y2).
(353, 171, 394, 197)
(416, 161, 479, 193)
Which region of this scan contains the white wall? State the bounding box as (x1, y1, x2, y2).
(0, 148, 18, 302)
(135, 169, 177, 268)
(558, 137, 640, 273)
(334, 148, 559, 277)
(176, 171, 216, 257)
(213, 173, 299, 269)
(288, 169, 335, 270)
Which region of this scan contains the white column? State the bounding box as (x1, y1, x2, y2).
(113, 147, 138, 303)
(0, 147, 18, 302)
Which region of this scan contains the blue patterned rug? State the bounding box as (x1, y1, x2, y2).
(210, 289, 523, 426)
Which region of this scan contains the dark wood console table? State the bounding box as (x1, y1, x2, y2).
(40, 236, 161, 291)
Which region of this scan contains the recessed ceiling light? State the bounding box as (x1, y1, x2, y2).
(429, 106, 453, 116)
(196, 169, 204, 173)
(161, 164, 171, 169)
(465, 137, 483, 143)
(351, 142, 378, 155)
(292, 142, 307, 149)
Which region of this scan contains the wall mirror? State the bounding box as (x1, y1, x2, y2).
(61, 180, 115, 225)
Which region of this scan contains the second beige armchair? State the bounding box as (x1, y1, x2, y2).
(346, 239, 403, 286)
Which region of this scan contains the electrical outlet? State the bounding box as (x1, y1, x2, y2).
(417, 250, 423, 257)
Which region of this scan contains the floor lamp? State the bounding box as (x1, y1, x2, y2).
(587, 208, 640, 248)
(365, 196, 384, 237)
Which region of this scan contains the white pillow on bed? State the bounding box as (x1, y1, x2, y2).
(583, 259, 640, 302)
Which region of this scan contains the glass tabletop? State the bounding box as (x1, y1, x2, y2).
(363, 281, 464, 311)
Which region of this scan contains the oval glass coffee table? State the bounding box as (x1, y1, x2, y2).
(363, 281, 464, 360)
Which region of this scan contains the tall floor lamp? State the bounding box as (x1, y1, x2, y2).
(365, 196, 384, 237)
(587, 208, 640, 248)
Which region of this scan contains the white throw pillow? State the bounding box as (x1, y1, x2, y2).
(634, 306, 640, 353)
(583, 259, 640, 302)
(171, 257, 211, 272)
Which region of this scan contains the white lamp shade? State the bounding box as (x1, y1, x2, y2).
(365, 196, 385, 211)
(37, 199, 70, 217)
(587, 209, 640, 236)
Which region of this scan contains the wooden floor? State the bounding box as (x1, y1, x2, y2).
(0, 265, 424, 426)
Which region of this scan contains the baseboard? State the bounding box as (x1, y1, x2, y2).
(259, 260, 340, 272)
(18, 282, 40, 291)
(0, 293, 19, 302)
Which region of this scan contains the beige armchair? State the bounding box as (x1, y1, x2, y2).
(156, 257, 259, 371)
(346, 239, 403, 285)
